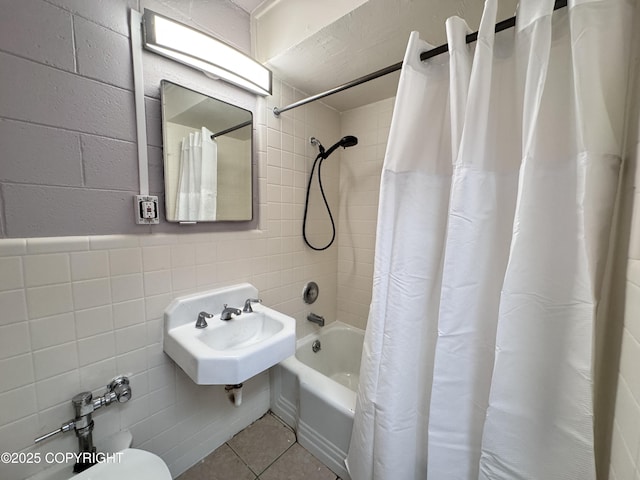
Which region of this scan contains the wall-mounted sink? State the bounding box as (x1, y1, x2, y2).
(197, 311, 284, 350)
(163, 283, 295, 385)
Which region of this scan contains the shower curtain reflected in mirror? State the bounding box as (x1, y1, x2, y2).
(346, 0, 633, 478)
(175, 126, 218, 221)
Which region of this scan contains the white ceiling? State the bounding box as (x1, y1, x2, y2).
(230, 0, 265, 14)
(253, 0, 518, 112)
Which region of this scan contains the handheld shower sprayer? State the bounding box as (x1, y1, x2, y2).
(310, 136, 358, 159)
(303, 135, 359, 250)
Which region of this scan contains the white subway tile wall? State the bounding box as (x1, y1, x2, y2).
(0, 2, 341, 478)
(0, 79, 341, 478)
(337, 98, 395, 330)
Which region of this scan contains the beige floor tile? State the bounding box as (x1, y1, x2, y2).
(177, 444, 256, 480)
(259, 444, 337, 480)
(227, 413, 296, 475)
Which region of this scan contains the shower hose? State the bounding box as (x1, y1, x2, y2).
(302, 152, 336, 251)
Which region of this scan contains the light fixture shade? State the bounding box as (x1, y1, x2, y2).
(142, 9, 272, 96)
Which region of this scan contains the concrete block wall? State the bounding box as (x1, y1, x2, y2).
(0, 0, 257, 238)
(0, 1, 341, 479)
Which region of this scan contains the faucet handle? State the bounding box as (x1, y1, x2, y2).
(196, 311, 214, 329)
(35, 421, 75, 444)
(243, 298, 262, 313)
(106, 376, 132, 404)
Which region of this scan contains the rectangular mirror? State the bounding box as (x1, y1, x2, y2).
(160, 80, 253, 222)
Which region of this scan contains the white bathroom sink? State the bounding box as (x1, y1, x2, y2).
(163, 283, 296, 385)
(196, 310, 284, 350)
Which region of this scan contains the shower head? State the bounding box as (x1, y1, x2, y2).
(321, 135, 359, 159)
(339, 136, 358, 148)
(304, 135, 359, 251)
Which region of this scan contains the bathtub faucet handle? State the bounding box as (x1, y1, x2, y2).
(243, 298, 262, 313)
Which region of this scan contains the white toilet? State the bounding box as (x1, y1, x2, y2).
(72, 449, 171, 480)
(27, 432, 171, 480)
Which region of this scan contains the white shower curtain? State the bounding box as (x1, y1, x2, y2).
(346, 0, 633, 479)
(175, 126, 218, 221)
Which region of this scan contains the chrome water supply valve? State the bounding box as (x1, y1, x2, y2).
(34, 376, 132, 473)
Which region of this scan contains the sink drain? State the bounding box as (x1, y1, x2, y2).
(312, 340, 321, 353)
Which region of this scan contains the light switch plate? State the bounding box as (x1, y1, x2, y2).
(135, 195, 159, 224)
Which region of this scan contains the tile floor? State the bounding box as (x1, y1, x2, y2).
(177, 412, 341, 480)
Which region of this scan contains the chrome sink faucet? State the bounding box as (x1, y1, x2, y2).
(221, 304, 242, 321)
(196, 311, 213, 329)
(243, 298, 262, 313)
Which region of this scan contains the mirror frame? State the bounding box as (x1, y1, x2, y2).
(160, 80, 254, 223)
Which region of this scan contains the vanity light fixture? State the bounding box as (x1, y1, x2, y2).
(141, 9, 272, 96)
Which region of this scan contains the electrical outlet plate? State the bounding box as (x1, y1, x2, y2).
(135, 195, 159, 224)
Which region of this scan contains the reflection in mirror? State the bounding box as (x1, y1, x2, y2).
(161, 80, 253, 222)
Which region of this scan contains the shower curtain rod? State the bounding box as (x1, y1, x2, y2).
(272, 0, 568, 117)
(210, 119, 252, 139)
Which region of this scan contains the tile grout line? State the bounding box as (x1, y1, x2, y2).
(225, 427, 297, 478)
(255, 436, 297, 478)
(178, 411, 341, 480)
(224, 440, 258, 477)
(225, 411, 298, 478)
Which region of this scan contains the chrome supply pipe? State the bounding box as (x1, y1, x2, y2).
(34, 376, 131, 473)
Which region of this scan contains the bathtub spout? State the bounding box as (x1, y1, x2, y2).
(307, 313, 325, 327)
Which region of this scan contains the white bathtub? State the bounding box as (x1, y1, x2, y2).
(270, 321, 364, 479)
